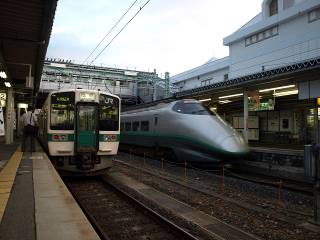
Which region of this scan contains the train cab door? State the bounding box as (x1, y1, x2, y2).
(76, 104, 99, 153)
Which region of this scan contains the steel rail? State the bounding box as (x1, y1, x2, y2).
(101, 177, 201, 240)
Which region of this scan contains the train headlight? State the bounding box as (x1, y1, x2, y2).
(52, 134, 67, 141)
(104, 134, 117, 142)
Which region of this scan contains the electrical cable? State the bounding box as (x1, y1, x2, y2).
(90, 0, 151, 65)
(82, 0, 138, 65)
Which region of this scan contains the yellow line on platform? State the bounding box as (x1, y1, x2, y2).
(0, 149, 23, 223)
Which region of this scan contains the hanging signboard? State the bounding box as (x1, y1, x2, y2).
(249, 98, 275, 111)
(0, 105, 4, 136)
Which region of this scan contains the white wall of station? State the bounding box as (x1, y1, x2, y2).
(171, 0, 320, 91)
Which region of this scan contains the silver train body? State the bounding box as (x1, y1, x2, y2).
(120, 99, 249, 166)
(38, 89, 120, 175)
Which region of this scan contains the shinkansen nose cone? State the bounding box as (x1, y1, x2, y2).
(171, 100, 248, 154)
(219, 135, 249, 154)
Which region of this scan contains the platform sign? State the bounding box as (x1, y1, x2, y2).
(317, 98, 320, 105)
(0, 106, 4, 136)
(249, 98, 274, 111)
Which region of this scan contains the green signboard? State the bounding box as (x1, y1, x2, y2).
(248, 98, 275, 111)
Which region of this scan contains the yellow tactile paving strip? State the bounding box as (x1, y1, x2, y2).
(0, 149, 23, 223)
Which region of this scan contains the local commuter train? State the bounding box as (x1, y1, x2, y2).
(120, 99, 248, 166)
(38, 89, 120, 175)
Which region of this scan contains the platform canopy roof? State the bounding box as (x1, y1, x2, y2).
(0, 0, 57, 103)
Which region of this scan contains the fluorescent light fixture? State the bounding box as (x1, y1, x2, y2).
(4, 82, 11, 88)
(219, 100, 232, 104)
(0, 71, 7, 79)
(219, 93, 243, 99)
(273, 90, 298, 97)
(18, 103, 28, 108)
(259, 85, 295, 93)
(199, 98, 211, 102)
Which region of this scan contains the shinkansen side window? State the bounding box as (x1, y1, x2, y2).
(141, 121, 149, 131)
(50, 92, 75, 130)
(125, 122, 132, 131)
(132, 121, 139, 131)
(99, 94, 119, 131)
(172, 100, 215, 115)
(120, 122, 124, 132)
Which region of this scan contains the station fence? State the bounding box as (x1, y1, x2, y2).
(117, 147, 286, 206)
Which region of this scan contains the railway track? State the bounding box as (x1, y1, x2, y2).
(114, 158, 312, 222)
(119, 149, 313, 194)
(223, 168, 313, 195)
(64, 177, 201, 240)
(115, 152, 316, 221)
(111, 158, 320, 239)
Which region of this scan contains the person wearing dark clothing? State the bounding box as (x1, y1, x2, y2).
(21, 106, 38, 152)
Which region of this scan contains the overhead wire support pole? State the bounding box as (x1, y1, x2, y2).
(90, 0, 151, 65)
(82, 0, 138, 65)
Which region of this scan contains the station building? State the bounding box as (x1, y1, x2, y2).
(171, 0, 320, 153)
(39, 59, 170, 107)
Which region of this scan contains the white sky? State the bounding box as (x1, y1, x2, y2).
(47, 0, 262, 77)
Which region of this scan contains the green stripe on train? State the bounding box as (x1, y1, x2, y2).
(48, 133, 75, 142)
(120, 132, 249, 157)
(48, 133, 120, 142)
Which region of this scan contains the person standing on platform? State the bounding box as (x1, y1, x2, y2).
(21, 106, 38, 152)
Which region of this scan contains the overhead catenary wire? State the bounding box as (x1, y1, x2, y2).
(82, 0, 138, 65)
(90, 0, 151, 65)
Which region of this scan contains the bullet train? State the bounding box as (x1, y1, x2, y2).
(120, 99, 249, 166)
(38, 89, 120, 175)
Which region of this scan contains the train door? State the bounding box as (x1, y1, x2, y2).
(153, 114, 159, 151)
(153, 114, 159, 132)
(76, 104, 98, 153)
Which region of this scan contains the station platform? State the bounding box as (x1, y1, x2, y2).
(244, 142, 305, 181)
(0, 143, 100, 240)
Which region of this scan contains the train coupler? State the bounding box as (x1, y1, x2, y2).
(77, 154, 96, 170)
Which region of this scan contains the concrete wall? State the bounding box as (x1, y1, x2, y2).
(229, 8, 320, 78)
(171, 57, 229, 91)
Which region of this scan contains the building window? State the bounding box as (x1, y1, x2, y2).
(144, 87, 150, 96)
(309, 8, 320, 23)
(245, 25, 278, 46)
(201, 78, 212, 86)
(283, 0, 294, 10)
(269, 0, 278, 16)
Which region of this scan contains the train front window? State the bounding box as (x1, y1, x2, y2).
(99, 94, 119, 131)
(78, 106, 96, 131)
(172, 100, 215, 115)
(50, 92, 75, 130)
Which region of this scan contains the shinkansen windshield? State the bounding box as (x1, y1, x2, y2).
(172, 100, 215, 115)
(50, 92, 75, 130)
(99, 94, 119, 131)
